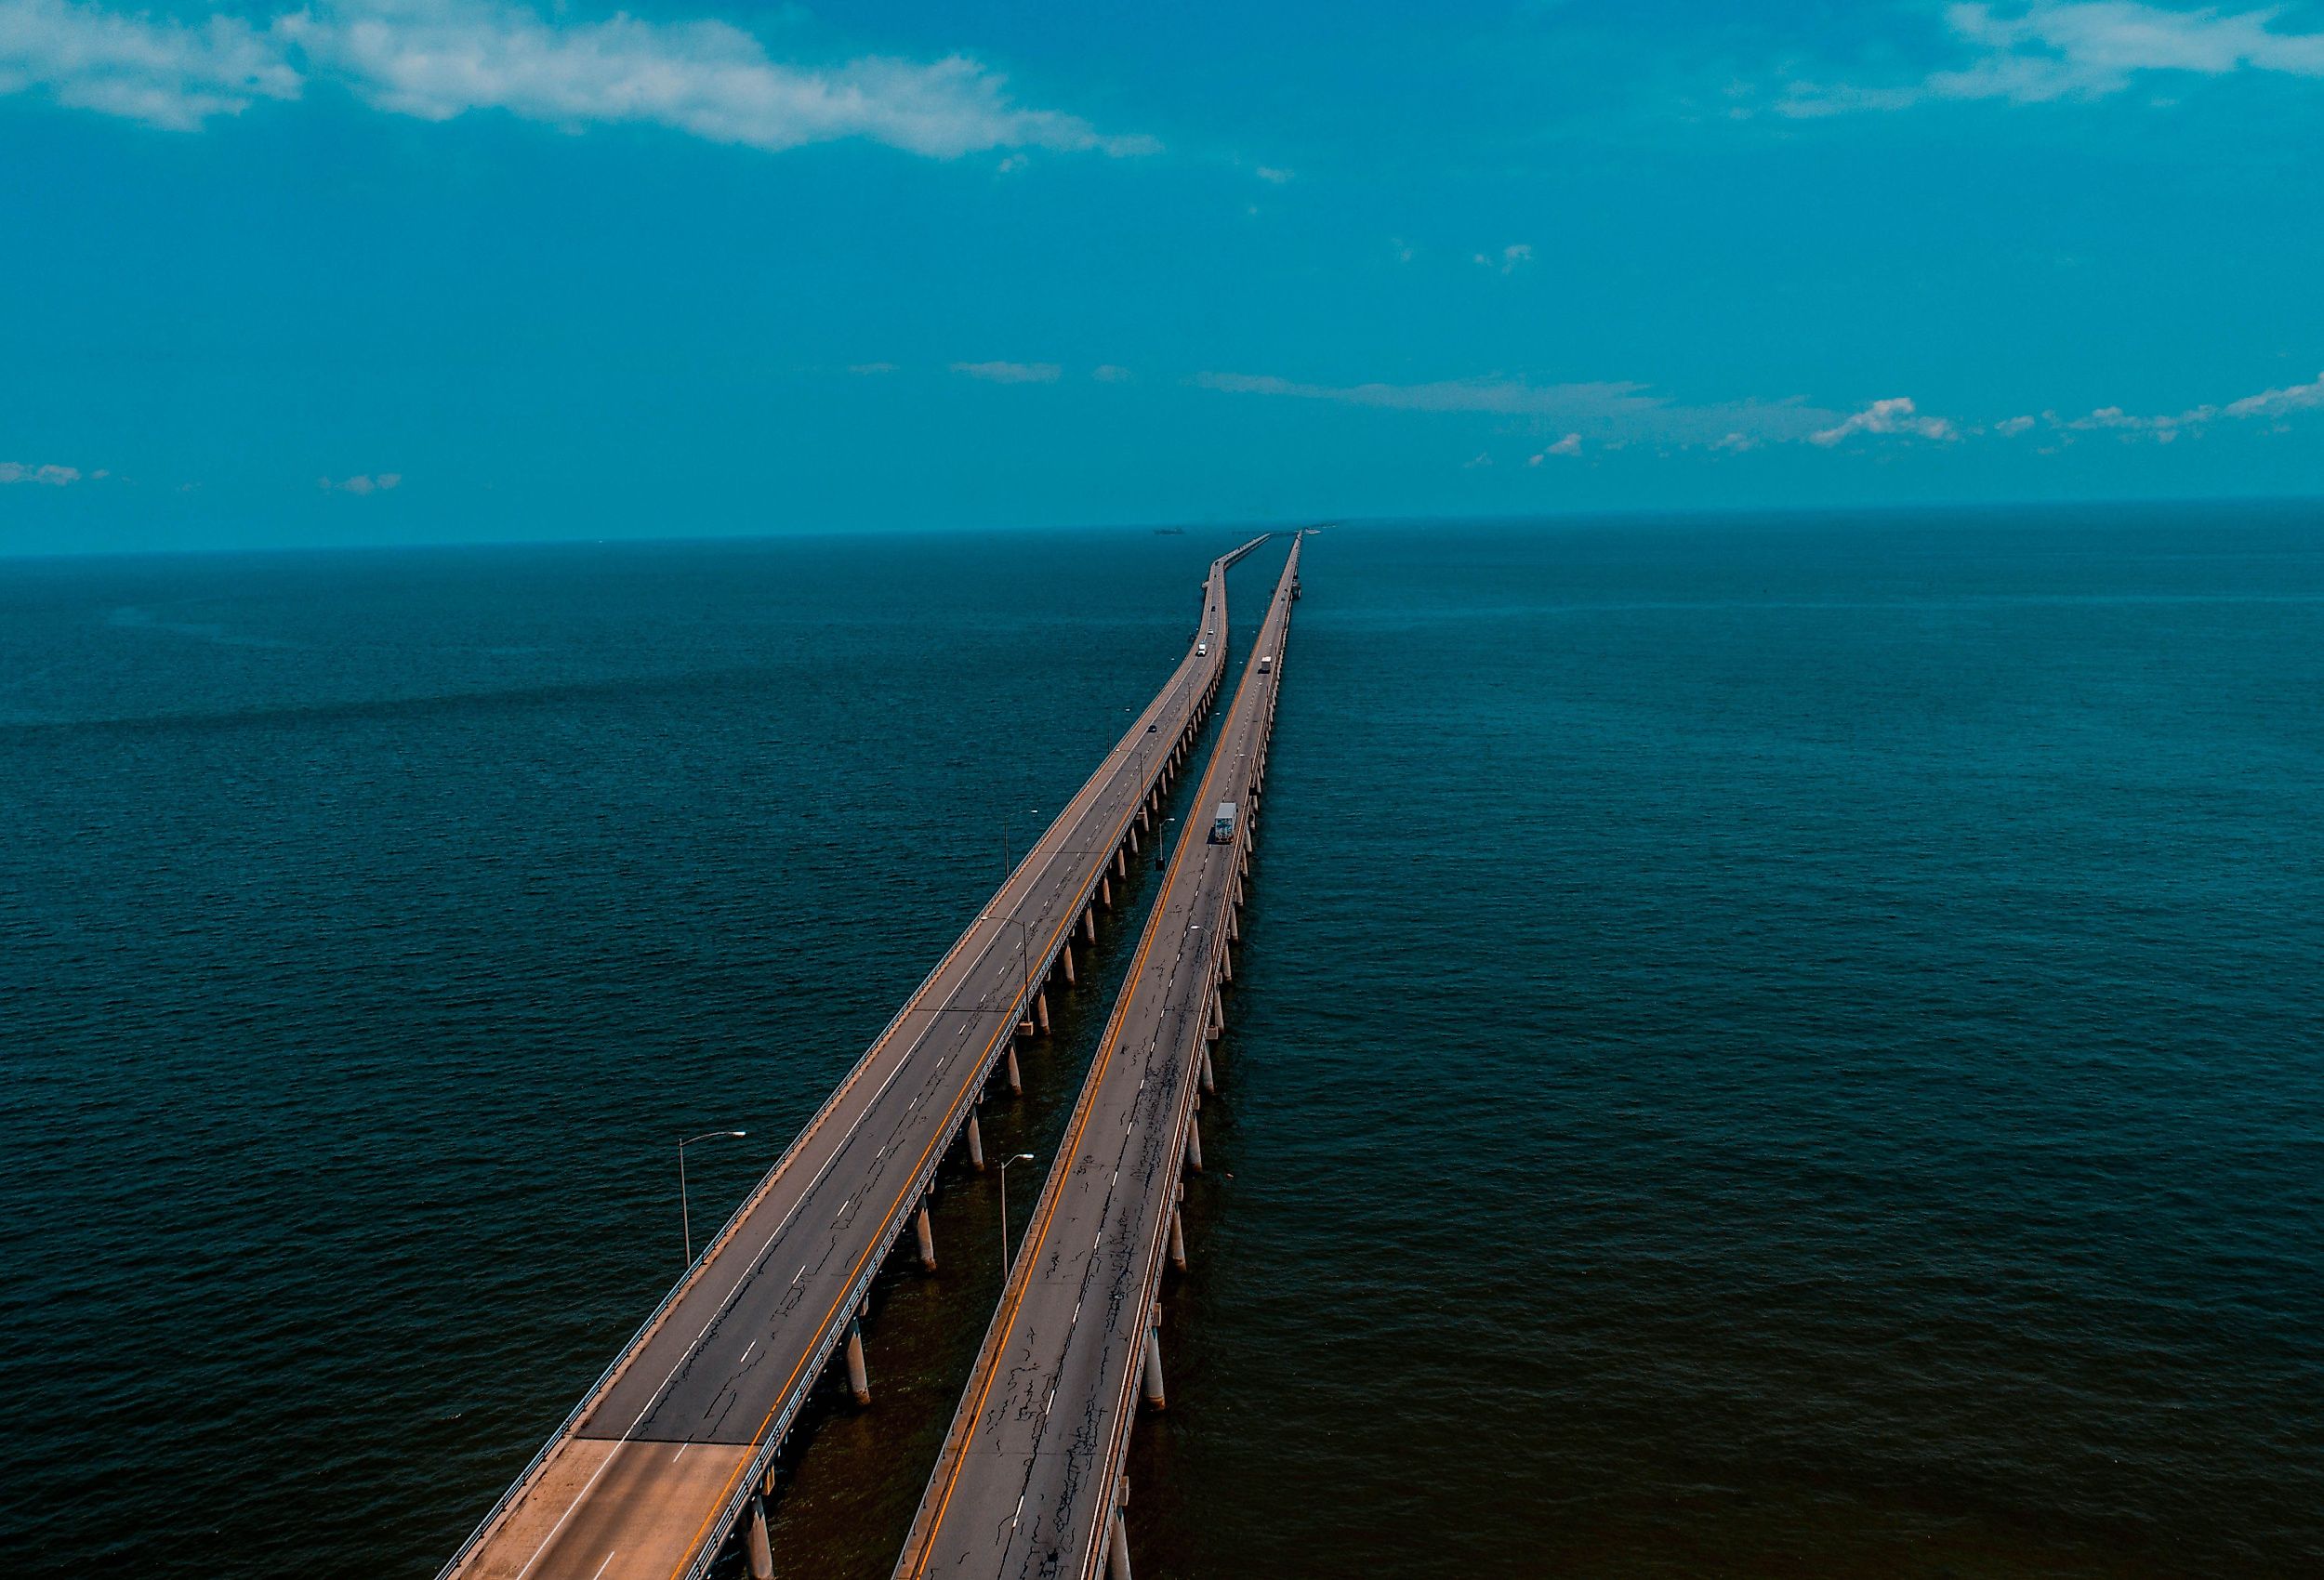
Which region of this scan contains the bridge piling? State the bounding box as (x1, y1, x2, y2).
(1169, 1201, 1187, 1271)
(1035, 990, 1050, 1033)
(1142, 1323, 1166, 1410)
(915, 1205, 937, 1271)
(1004, 1045, 1023, 1096)
(845, 1321, 871, 1405)
(746, 1498, 773, 1580)
(1107, 1509, 1134, 1580)
(965, 1112, 985, 1169)
(1186, 1113, 1204, 1173)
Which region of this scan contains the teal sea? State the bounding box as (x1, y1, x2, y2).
(3, 506, 2319, 1578)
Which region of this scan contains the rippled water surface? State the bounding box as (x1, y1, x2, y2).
(4, 508, 2320, 1578)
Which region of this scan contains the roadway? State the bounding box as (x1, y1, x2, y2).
(440, 534, 1272, 1580)
(891, 533, 1303, 1580)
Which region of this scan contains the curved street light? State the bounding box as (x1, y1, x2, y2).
(679, 1129, 746, 1266)
(997, 1152, 1038, 1281)
(984, 911, 1037, 1041)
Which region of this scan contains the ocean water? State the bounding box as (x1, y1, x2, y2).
(3, 507, 2319, 1579)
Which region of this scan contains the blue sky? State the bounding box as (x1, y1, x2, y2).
(5, 0, 2324, 552)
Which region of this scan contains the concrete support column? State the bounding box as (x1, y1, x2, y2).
(1062, 943, 1076, 984)
(1116, 847, 1129, 877)
(1229, 907, 1239, 942)
(845, 1320, 871, 1405)
(1035, 990, 1050, 1033)
(1186, 1113, 1205, 1173)
(1221, 945, 1233, 983)
(1101, 875, 1113, 910)
(746, 1497, 774, 1580)
(1082, 905, 1097, 944)
(1169, 1204, 1188, 1271)
(1005, 1044, 1023, 1096)
(1207, 992, 1223, 1042)
(915, 1204, 938, 1271)
(966, 1111, 985, 1169)
(1107, 1510, 1134, 1580)
(1199, 1045, 1215, 1095)
(1142, 1323, 1167, 1410)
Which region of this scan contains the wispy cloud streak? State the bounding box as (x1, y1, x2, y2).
(0, 0, 1158, 157)
(1782, 2, 2324, 115)
(1194, 371, 1845, 445)
(952, 360, 1063, 383)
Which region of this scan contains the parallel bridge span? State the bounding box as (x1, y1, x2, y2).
(891, 532, 1305, 1580)
(439, 533, 1274, 1580)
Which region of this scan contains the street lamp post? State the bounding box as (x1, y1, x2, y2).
(997, 1152, 1037, 1281)
(997, 805, 1037, 886)
(679, 1129, 746, 1266)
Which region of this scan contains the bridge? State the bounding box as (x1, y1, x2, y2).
(890, 533, 1303, 1580)
(439, 534, 1274, 1580)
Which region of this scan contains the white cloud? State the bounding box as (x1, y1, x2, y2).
(2223, 370, 2324, 417)
(951, 360, 1062, 383)
(1090, 364, 1132, 382)
(2040, 371, 2324, 438)
(1472, 243, 1534, 274)
(0, 0, 1157, 159)
(847, 361, 897, 375)
(1783, 2, 2324, 115)
(1254, 165, 1293, 183)
(2062, 403, 2191, 431)
(1464, 451, 1493, 468)
(320, 472, 400, 493)
(1197, 362, 2324, 454)
(0, 460, 83, 484)
(0, 0, 299, 128)
(1809, 396, 1959, 445)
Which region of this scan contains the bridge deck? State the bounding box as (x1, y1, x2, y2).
(441, 536, 1273, 1580)
(891, 534, 1302, 1580)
